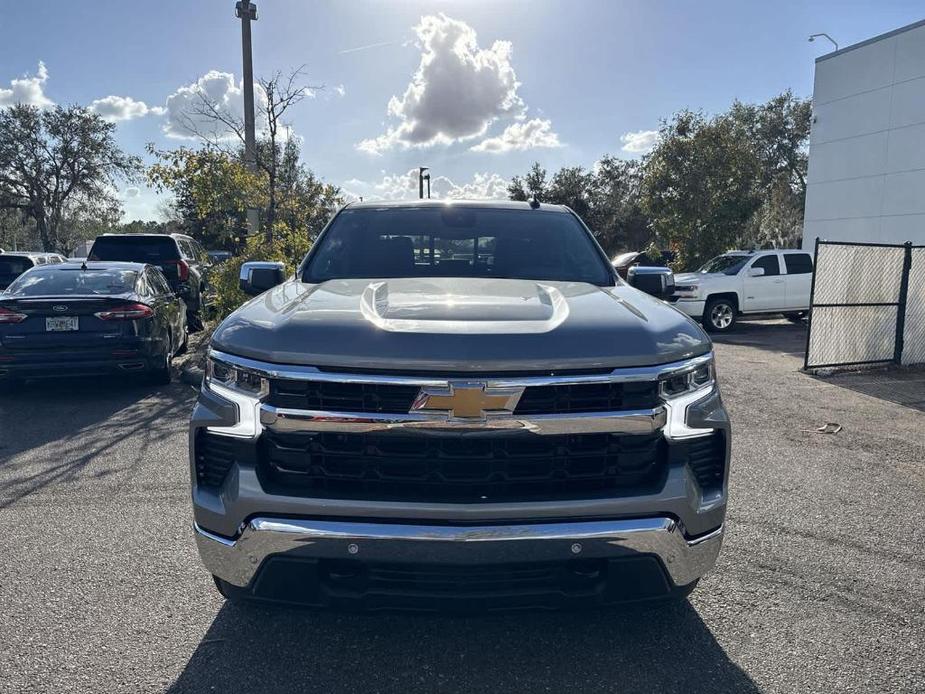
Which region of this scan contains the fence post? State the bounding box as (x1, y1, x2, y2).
(803, 237, 821, 371)
(893, 241, 913, 365)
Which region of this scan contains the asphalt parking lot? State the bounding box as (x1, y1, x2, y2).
(1, 319, 923, 694)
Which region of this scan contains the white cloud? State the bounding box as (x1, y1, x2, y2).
(0, 61, 53, 108)
(119, 185, 168, 222)
(471, 118, 560, 153)
(620, 129, 659, 154)
(343, 169, 508, 201)
(162, 70, 268, 140)
(89, 95, 165, 122)
(357, 14, 557, 154)
(435, 172, 509, 200)
(333, 84, 346, 98)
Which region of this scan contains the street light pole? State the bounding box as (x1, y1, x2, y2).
(236, 0, 261, 238)
(418, 167, 430, 200)
(808, 33, 838, 51)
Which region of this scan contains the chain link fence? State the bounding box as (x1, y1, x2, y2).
(804, 239, 924, 370)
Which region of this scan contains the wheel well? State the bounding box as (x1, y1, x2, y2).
(705, 292, 739, 314)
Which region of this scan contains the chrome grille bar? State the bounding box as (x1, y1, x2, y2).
(259, 405, 667, 435)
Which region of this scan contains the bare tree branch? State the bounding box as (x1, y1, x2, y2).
(176, 67, 322, 242)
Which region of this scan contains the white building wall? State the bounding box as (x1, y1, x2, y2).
(803, 20, 925, 248)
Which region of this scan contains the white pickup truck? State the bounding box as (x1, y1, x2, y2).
(671, 249, 814, 332)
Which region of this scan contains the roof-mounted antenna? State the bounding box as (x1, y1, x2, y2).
(529, 192, 540, 209)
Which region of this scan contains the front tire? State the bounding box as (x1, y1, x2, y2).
(703, 298, 737, 333)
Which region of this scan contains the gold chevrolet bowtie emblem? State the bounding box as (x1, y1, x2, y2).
(411, 382, 524, 420)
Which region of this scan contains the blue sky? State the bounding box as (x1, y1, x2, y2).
(2, 0, 924, 220)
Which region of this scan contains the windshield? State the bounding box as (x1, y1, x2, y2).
(89, 236, 180, 264)
(698, 254, 750, 275)
(5, 267, 138, 296)
(303, 207, 614, 285)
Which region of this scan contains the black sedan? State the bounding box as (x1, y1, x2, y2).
(0, 262, 187, 388)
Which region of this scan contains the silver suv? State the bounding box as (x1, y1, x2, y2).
(190, 201, 730, 610)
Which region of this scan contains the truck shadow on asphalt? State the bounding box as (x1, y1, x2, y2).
(169, 600, 759, 694)
(0, 376, 194, 509)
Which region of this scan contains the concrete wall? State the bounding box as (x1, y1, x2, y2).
(803, 20, 925, 248)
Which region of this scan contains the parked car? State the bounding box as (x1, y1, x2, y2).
(190, 200, 729, 610)
(611, 249, 674, 279)
(0, 252, 66, 290)
(207, 250, 233, 264)
(671, 249, 814, 332)
(88, 233, 211, 330)
(0, 261, 187, 389)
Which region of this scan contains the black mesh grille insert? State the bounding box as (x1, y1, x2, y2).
(266, 378, 661, 415)
(682, 432, 726, 491)
(195, 431, 238, 488)
(514, 381, 660, 414)
(258, 430, 665, 502)
(268, 380, 420, 414)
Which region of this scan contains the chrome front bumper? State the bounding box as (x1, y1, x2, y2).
(195, 516, 723, 589)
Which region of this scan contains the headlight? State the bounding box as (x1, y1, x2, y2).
(660, 357, 715, 439)
(672, 284, 700, 298)
(206, 354, 269, 398)
(659, 360, 713, 399)
(204, 353, 268, 438)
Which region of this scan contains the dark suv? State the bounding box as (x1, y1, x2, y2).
(89, 234, 211, 329)
(0, 253, 67, 290)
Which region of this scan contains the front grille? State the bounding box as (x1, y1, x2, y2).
(257, 430, 665, 502)
(514, 381, 659, 414)
(266, 378, 660, 415)
(249, 555, 674, 608)
(268, 379, 419, 414)
(195, 431, 239, 488)
(679, 432, 726, 491)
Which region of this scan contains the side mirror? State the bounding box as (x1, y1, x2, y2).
(240, 261, 286, 296)
(747, 266, 765, 277)
(627, 266, 675, 300)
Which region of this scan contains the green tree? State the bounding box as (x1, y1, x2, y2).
(640, 93, 811, 268)
(0, 104, 140, 253)
(507, 159, 653, 256)
(180, 68, 322, 243)
(640, 110, 762, 270)
(729, 91, 811, 248)
(546, 166, 595, 221)
(507, 162, 548, 201)
(267, 139, 342, 239)
(588, 156, 652, 254)
(0, 209, 35, 252)
(147, 144, 265, 251)
(147, 141, 342, 317)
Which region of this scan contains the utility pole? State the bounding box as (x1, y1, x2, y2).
(418, 167, 431, 199)
(236, 1, 262, 239)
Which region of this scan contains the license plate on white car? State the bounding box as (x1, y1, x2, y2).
(45, 316, 79, 332)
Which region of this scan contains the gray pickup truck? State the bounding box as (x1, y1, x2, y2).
(190, 200, 730, 610)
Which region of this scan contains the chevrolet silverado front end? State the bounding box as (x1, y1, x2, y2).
(189, 201, 730, 610)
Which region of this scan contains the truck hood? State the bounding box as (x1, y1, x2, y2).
(211, 277, 710, 371)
